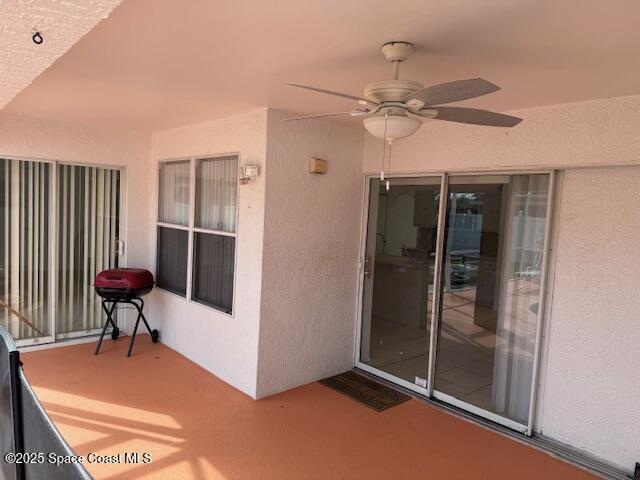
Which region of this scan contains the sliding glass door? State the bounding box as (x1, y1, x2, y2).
(56, 164, 122, 338)
(0, 158, 123, 345)
(432, 174, 550, 429)
(358, 172, 553, 432)
(359, 176, 441, 392)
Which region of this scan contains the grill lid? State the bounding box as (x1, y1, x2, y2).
(95, 268, 154, 290)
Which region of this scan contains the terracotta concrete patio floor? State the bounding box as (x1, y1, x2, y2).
(22, 339, 596, 480)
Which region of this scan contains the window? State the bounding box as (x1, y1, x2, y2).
(156, 156, 238, 314)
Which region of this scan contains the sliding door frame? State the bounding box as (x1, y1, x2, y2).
(426, 173, 448, 396)
(355, 168, 557, 435)
(53, 161, 126, 342)
(1, 156, 126, 347)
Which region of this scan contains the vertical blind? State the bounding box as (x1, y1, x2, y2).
(56, 165, 121, 335)
(195, 156, 237, 233)
(0, 159, 51, 341)
(0, 159, 121, 342)
(158, 161, 190, 225)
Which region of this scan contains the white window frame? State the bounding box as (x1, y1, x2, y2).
(155, 153, 240, 317)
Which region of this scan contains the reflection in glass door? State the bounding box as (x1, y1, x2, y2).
(433, 174, 550, 427)
(358, 172, 552, 432)
(359, 176, 441, 390)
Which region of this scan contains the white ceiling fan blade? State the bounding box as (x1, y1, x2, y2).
(420, 106, 522, 127)
(287, 84, 377, 106)
(404, 78, 500, 106)
(282, 111, 356, 122)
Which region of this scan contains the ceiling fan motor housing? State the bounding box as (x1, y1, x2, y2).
(363, 80, 424, 104)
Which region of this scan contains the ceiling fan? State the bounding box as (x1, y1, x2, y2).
(285, 41, 522, 141)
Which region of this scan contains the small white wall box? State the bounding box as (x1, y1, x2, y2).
(309, 158, 328, 174)
(240, 164, 259, 184)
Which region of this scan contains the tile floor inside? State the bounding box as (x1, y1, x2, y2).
(366, 288, 496, 411)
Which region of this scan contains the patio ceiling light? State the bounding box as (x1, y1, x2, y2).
(362, 113, 422, 142)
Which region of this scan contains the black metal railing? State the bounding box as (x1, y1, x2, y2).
(0, 326, 92, 480)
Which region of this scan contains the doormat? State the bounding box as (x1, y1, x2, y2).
(319, 371, 410, 412)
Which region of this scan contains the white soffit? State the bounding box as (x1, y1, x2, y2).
(0, 0, 124, 110)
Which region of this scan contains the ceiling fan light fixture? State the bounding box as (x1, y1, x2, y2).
(363, 114, 422, 141)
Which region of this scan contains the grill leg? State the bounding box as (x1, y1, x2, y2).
(135, 299, 154, 336)
(127, 301, 144, 357)
(95, 301, 117, 355)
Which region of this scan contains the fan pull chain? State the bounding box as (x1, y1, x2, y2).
(380, 113, 389, 182)
(385, 140, 392, 191)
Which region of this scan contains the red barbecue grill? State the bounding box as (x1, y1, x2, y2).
(94, 268, 159, 356)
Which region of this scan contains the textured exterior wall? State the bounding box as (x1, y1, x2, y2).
(149, 109, 268, 398)
(256, 109, 364, 398)
(147, 108, 364, 399)
(540, 167, 640, 470)
(361, 95, 640, 471)
(0, 0, 123, 109)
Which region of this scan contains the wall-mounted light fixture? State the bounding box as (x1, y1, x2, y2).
(239, 164, 259, 184)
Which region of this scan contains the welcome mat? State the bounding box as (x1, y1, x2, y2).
(319, 371, 410, 412)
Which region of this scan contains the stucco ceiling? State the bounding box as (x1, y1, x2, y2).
(0, 0, 123, 110)
(3, 0, 640, 131)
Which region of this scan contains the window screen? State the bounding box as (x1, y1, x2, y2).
(195, 156, 237, 233)
(192, 233, 235, 313)
(156, 227, 188, 296)
(158, 161, 190, 226)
